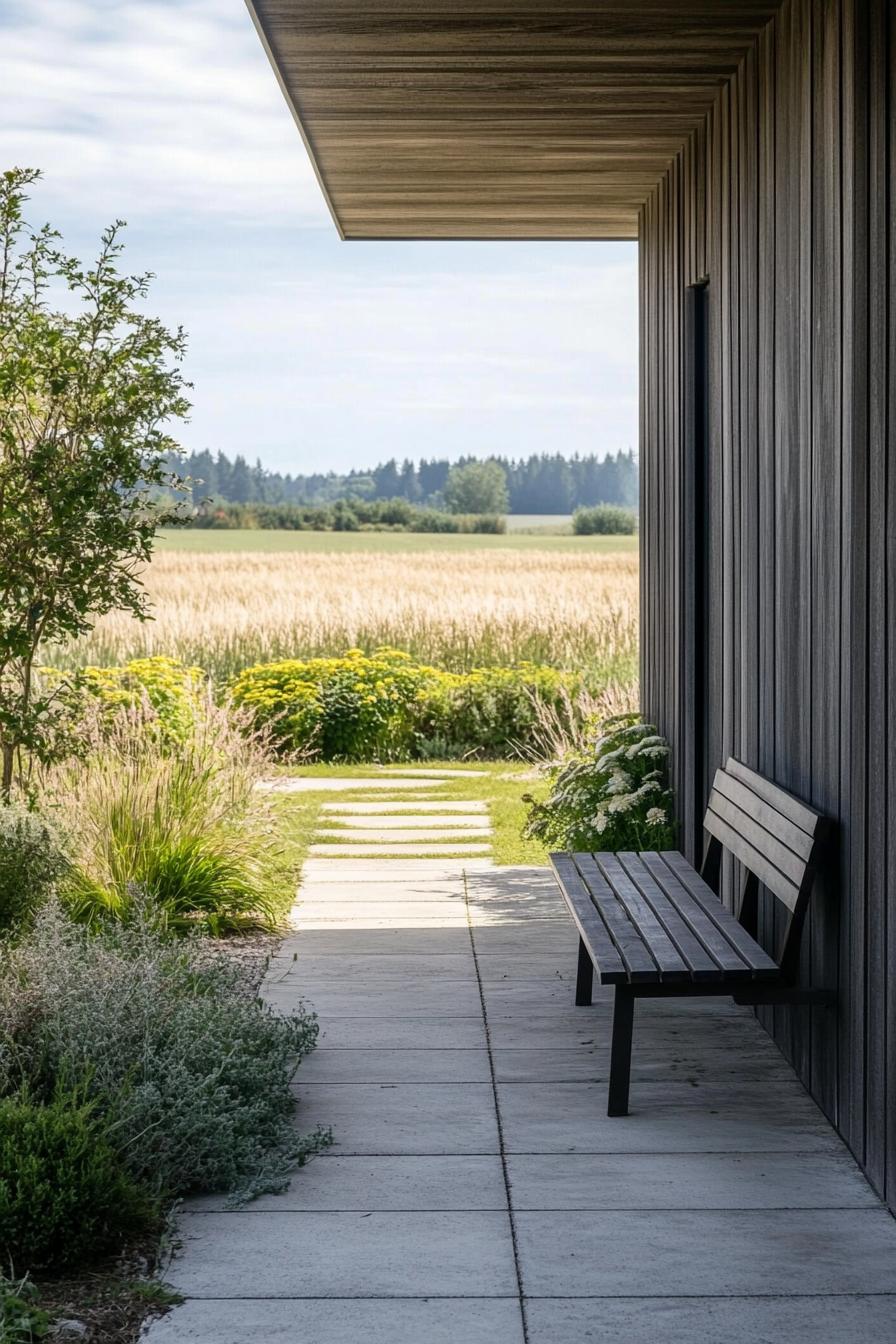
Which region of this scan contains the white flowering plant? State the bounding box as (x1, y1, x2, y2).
(523, 713, 676, 852)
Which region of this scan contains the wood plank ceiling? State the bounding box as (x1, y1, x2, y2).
(247, 1, 781, 239)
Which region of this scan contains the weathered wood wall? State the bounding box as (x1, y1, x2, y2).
(640, 0, 896, 1209)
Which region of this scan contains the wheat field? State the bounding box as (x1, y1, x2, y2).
(52, 547, 639, 685)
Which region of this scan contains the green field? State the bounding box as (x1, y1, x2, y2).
(505, 513, 573, 533)
(156, 527, 638, 555)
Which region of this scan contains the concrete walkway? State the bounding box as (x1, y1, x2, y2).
(148, 774, 896, 1343)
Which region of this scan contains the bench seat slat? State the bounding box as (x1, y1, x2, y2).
(593, 854, 691, 981)
(548, 853, 628, 984)
(636, 851, 754, 980)
(615, 852, 728, 981)
(571, 854, 660, 981)
(658, 851, 780, 978)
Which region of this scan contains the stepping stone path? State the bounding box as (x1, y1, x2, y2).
(148, 767, 896, 1344)
(306, 769, 494, 859)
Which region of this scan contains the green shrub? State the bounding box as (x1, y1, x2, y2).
(0, 805, 69, 937)
(231, 648, 441, 761)
(572, 504, 638, 535)
(0, 905, 329, 1204)
(187, 499, 506, 533)
(0, 1093, 153, 1271)
(68, 655, 204, 748)
(523, 713, 676, 851)
(426, 663, 581, 755)
(0, 1273, 50, 1341)
(232, 651, 582, 761)
(47, 694, 281, 934)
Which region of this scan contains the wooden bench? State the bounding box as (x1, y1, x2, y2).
(549, 757, 834, 1116)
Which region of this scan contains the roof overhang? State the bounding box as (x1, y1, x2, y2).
(246, 2, 780, 241)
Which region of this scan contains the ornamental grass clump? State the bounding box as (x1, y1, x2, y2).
(523, 713, 676, 852)
(45, 691, 283, 934)
(0, 903, 328, 1205)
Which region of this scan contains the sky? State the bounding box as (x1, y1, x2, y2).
(0, 0, 639, 476)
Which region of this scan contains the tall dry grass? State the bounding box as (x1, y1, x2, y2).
(48, 549, 639, 686)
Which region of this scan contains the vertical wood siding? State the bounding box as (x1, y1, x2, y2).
(639, 0, 895, 1208)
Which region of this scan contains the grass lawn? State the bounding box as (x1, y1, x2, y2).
(271, 761, 551, 895)
(156, 527, 637, 556)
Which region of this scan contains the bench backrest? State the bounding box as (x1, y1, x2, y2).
(700, 758, 830, 980)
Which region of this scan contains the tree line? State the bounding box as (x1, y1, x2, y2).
(163, 448, 638, 515)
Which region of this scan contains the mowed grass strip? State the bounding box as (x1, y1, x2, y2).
(272, 763, 550, 888)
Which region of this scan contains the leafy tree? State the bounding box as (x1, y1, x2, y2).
(443, 459, 509, 515)
(0, 168, 189, 798)
(228, 453, 252, 504)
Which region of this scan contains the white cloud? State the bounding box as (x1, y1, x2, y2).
(0, 0, 329, 226)
(0, 0, 639, 472)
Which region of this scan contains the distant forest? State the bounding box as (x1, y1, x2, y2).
(163, 450, 638, 514)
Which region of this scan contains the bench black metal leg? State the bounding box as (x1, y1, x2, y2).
(608, 986, 635, 1116)
(575, 936, 594, 1006)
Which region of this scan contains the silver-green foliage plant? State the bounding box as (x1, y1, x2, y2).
(523, 713, 676, 852)
(0, 904, 330, 1204)
(0, 804, 69, 936)
(0, 167, 189, 800)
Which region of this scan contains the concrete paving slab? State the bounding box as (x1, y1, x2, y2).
(316, 1015, 486, 1050)
(301, 1047, 492, 1084)
(471, 921, 580, 955)
(482, 981, 610, 1012)
(260, 777, 450, 792)
(524, 1295, 896, 1344)
(381, 767, 489, 777)
(316, 828, 493, 842)
(278, 928, 475, 955)
(295, 882, 468, 900)
(169, 1210, 518, 1297)
(497, 1082, 842, 1153)
(322, 800, 489, 813)
(294, 895, 467, 914)
(302, 859, 494, 880)
(319, 815, 492, 829)
(309, 842, 492, 856)
(267, 952, 476, 981)
(294, 912, 472, 930)
(265, 979, 482, 1017)
(156, 854, 894, 1344)
(146, 1298, 524, 1344)
(475, 953, 581, 979)
(190, 1154, 507, 1212)
(465, 868, 558, 891)
(295, 1082, 500, 1155)
(506, 1150, 882, 1209)
(491, 1046, 798, 1083)
(486, 1008, 775, 1049)
(467, 896, 565, 923)
(515, 1208, 896, 1297)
